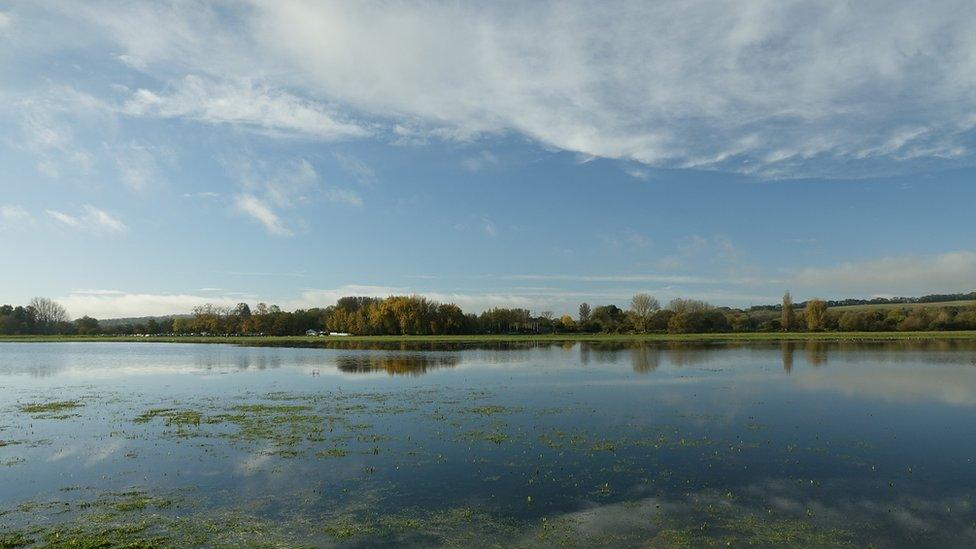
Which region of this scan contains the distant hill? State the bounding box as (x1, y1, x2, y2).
(749, 291, 976, 312)
(97, 314, 192, 328)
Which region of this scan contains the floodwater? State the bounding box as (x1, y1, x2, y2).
(1, 340, 976, 547)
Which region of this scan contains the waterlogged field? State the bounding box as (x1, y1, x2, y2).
(1, 341, 976, 547)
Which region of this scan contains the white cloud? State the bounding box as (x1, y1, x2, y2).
(46, 205, 126, 234)
(33, 1, 975, 178)
(113, 144, 162, 191)
(15, 97, 95, 178)
(59, 291, 244, 319)
(248, 1, 976, 177)
(222, 156, 362, 234)
(124, 75, 367, 140)
(232, 194, 292, 236)
(0, 204, 31, 228)
(0, 12, 10, 30)
(793, 250, 976, 296)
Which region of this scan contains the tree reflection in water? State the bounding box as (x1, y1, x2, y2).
(334, 353, 461, 376)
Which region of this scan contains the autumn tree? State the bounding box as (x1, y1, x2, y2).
(781, 292, 795, 332)
(804, 299, 827, 331)
(630, 293, 660, 333)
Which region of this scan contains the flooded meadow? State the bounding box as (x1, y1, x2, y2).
(2, 340, 976, 547)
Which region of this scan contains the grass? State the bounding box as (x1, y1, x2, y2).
(18, 400, 83, 416)
(3, 331, 976, 347)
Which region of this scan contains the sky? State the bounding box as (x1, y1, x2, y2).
(1, 1, 976, 319)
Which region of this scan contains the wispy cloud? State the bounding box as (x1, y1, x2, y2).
(233, 194, 292, 237)
(460, 151, 499, 172)
(113, 143, 162, 191)
(221, 156, 362, 234)
(482, 218, 498, 238)
(333, 153, 377, 186)
(124, 75, 368, 140)
(0, 204, 31, 229)
(324, 187, 362, 207)
(22, 1, 972, 178)
(46, 205, 126, 234)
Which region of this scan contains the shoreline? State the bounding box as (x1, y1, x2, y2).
(2, 331, 976, 346)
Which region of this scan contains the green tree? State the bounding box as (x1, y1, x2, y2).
(74, 316, 101, 335)
(578, 303, 591, 324)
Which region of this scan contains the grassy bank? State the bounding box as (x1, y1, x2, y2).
(2, 331, 976, 346)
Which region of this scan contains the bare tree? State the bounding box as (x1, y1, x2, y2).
(630, 293, 660, 333)
(29, 297, 70, 334)
(667, 298, 711, 314)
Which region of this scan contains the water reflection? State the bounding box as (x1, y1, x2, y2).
(805, 340, 828, 366)
(3, 340, 976, 547)
(334, 353, 461, 376)
(781, 341, 794, 373)
(4, 340, 976, 380)
(630, 344, 662, 373)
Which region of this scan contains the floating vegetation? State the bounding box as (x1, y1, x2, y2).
(317, 447, 348, 458)
(17, 400, 82, 418)
(459, 430, 510, 444)
(0, 532, 32, 548)
(6, 341, 976, 547)
(133, 408, 202, 427)
(466, 405, 517, 417)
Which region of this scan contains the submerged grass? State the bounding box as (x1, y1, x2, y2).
(133, 409, 202, 427)
(17, 400, 83, 420)
(18, 401, 82, 415)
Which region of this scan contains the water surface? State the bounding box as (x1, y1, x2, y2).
(1, 340, 975, 546)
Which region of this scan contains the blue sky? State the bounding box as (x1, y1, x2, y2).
(2, 1, 976, 319)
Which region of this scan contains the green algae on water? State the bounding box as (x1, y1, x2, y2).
(18, 400, 82, 418)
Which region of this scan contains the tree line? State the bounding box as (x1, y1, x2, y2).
(3, 292, 976, 337)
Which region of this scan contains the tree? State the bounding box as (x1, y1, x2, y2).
(578, 303, 591, 324)
(591, 305, 627, 333)
(29, 297, 70, 334)
(630, 293, 660, 333)
(804, 299, 827, 331)
(667, 298, 711, 314)
(667, 310, 730, 334)
(74, 316, 101, 335)
(781, 292, 794, 332)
